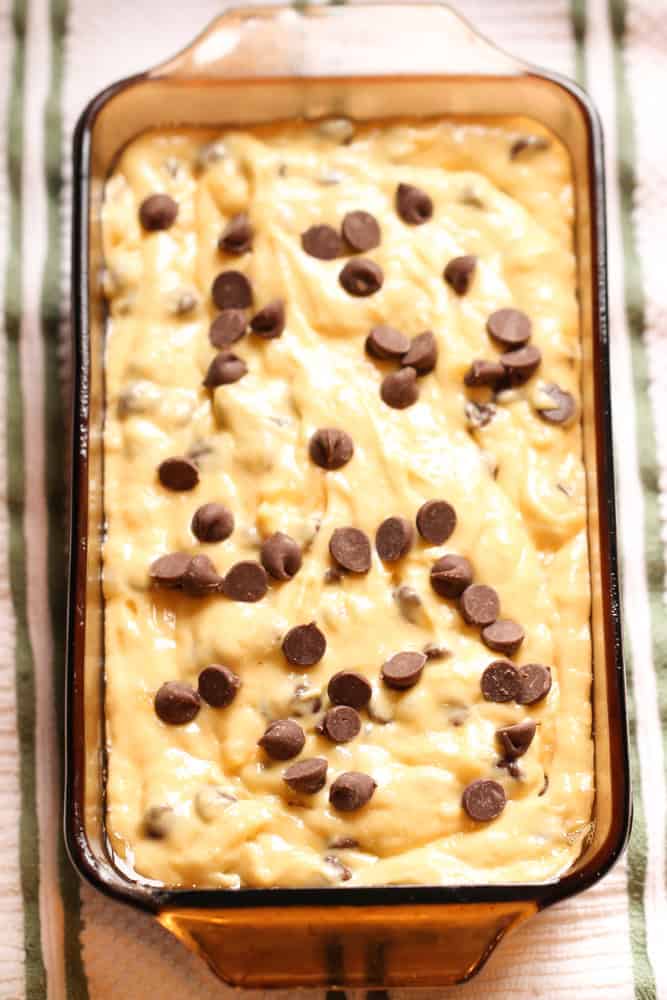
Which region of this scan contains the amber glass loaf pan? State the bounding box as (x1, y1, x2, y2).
(65, 3, 631, 989)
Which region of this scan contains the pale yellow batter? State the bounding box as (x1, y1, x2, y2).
(101, 117, 593, 888)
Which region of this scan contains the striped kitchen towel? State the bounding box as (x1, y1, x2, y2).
(0, 0, 665, 997)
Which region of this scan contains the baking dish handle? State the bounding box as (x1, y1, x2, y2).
(149, 2, 524, 81)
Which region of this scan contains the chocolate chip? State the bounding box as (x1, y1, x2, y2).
(516, 664, 552, 704)
(198, 665, 241, 707)
(154, 681, 201, 724)
(150, 551, 191, 588)
(328, 671, 372, 710)
(430, 554, 473, 598)
(375, 516, 414, 562)
(462, 778, 506, 821)
(500, 344, 542, 385)
(301, 224, 343, 260)
(423, 642, 451, 661)
(143, 805, 174, 839)
(211, 270, 253, 310)
(396, 183, 433, 224)
(339, 258, 384, 296)
(481, 619, 525, 656)
(250, 299, 285, 339)
(209, 309, 247, 348)
(342, 210, 381, 252)
(282, 622, 327, 667)
(329, 771, 376, 811)
(381, 367, 419, 409)
(497, 719, 536, 760)
(481, 661, 520, 702)
(259, 719, 305, 760)
(324, 567, 342, 584)
(444, 255, 477, 295)
(260, 532, 302, 580)
(329, 527, 372, 573)
(139, 194, 178, 231)
(393, 585, 422, 624)
(219, 213, 253, 254)
(365, 325, 410, 361)
(283, 757, 328, 794)
(158, 456, 199, 492)
(486, 308, 532, 348)
(223, 561, 268, 602)
(401, 330, 437, 374)
(203, 351, 247, 388)
(416, 499, 457, 544)
(309, 428, 354, 470)
(536, 383, 576, 425)
(191, 502, 234, 543)
(460, 584, 500, 627)
(381, 651, 427, 690)
(321, 705, 361, 743)
(464, 359, 506, 388)
(182, 554, 223, 596)
(465, 400, 496, 429)
(510, 135, 550, 160)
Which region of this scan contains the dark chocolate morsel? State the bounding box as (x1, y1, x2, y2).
(464, 359, 506, 388)
(219, 213, 253, 255)
(309, 428, 354, 470)
(329, 527, 372, 573)
(250, 298, 285, 339)
(365, 325, 410, 361)
(460, 584, 500, 627)
(223, 561, 268, 602)
(496, 719, 536, 760)
(444, 255, 477, 296)
(329, 771, 376, 811)
(381, 651, 427, 690)
(486, 308, 532, 348)
(154, 681, 201, 725)
(211, 270, 253, 310)
(182, 554, 223, 596)
(203, 351, 247, 388)
(301, 224, 343, 260)
(259, 719, 305, 760)
(381, 367, 419, 409)
(396, 183, 433, 224)
(339, 258, 384, 297)
(327, 671, 372, 710)
(158, 456, 199, 491)
(500, 344, 542, 385)
(481, 660, 521, 703)
(342, 210, 381, 252)
(416, 499, 457, 544)
(260, 532, 302, 580)
(150, 551, 191, 588)
(191, 502, 234, 543)
(321, 705, 361, 743)
(375, 516, 414, 562)
(283, 757, 328, 794)
(516, 663, 552, 704)
(535, 383, 576, 425)
(282, 622, 327, 667)
(198, 665, 241, 707)
(209, 309, 247, 348)
(401, 330, 437, 374)
(481, 619, 525, 657)
(139, 194, 178, 231)
(430, 554, 473, 599)
(462, 778, 506, 821)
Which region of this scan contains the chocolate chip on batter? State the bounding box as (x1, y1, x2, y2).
(465, 400, 497, 429)
(329, 771, 376, 812)
(143, 805, 174, 839)
(375, 516, 414, 562)
(209, 309, 247, 348)
(464, 359, 506, 389)
(401, 330, 437, 375)
(535, 383, 576, 425)
(324, 567, 342, 585)
(423, 642, 451, 661)
(462, 778, 506, 821)
(500, 344, 542, 385)
(481, 619, 525, 657)
(396, 183, 433, 224)
(393, 585, 422, 624)
(250, 298, 286, 339)
(381, 651, 427, 690)
(328, 670, 372, 710)
(309, 427, 354, 470)
(283, 757, 328, 794)
(510, 135, 550, 160)
(444, 255, 477, 296)
(365, 325, 410, 361)
(223, 561, 268, 602)
(301, 224, 343, 260)
(381, 367, 419, 409)
(282, 622, 327, 667)
(329, 527, 372, 574)
(219, 212, 253, 255)
(486, 308, 532, 348)
(260, 532, 302, 580)
(158, 456, 199, 491)
(481, 660, 521, 702)
(211, 270, 253, 310)
(259, 719, 305, 760)
(516, 664, 552, 705)
(203, 351, 247, 388)
(342, 210, 381, 252)
(430, 554, 473, 599)
(191, 502, 234, 543)
(416, 500, 457, 545)
(150, 551, 191, 588)
(198, 664, 241, 707)
(139, 193, 178, 231)
(339, 258, 384, 297)
(154, 681, 201, 725)
(182, 554, 223, 596)
(460, 584, 500, 627)
(321, 705, 361, 743)
(497, 718, 536, 760)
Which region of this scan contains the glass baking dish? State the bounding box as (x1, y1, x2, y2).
(65, 3, 631, 989)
